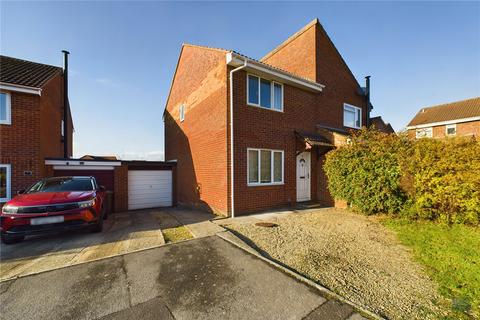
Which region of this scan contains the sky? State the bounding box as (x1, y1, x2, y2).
(1, 1, 479, 160)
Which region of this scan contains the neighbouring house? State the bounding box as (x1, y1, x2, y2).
(370, 116, 395, 134)
(406, 97, 480, 139)
(164, 18, 375, 216)
(0, 55, 73, 204)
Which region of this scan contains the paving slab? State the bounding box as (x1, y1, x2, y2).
(0, 209, 165, 280)
(166, 208, 225, 238)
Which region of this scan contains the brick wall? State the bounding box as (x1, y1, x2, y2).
(407, 120, 480, 139)
(0, 72, 73, 204)
(164, 45, 229, 215)
(114, 165, 128, 212)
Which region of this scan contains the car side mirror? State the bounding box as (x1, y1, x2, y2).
(99, 186, 106, 191)
(17, 189, 25, 195)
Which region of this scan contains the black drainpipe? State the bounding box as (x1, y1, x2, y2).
(365, 76, 371, 127)
(62, 50, 70, 158)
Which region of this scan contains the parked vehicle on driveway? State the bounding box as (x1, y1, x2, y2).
(1, 176, 107, 244)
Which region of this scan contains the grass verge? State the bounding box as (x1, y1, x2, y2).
(162, 225, 193, 243)
(382, 218, 479, 319)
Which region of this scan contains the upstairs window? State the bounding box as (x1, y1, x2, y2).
(247, 75, 283, 112)
(0, 92, 11, 125)
(446, 124, 456, 136)
(179, 104, 185, 122)
(343, 104, 361, 129)
(416, 127, 433, 139)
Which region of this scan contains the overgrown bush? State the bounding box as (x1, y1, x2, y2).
(323, 129, 480, 225)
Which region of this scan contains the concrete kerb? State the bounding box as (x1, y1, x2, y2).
(216, 230, 384, 320)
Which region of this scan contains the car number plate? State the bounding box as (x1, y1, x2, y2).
(30, 216, 64, 225)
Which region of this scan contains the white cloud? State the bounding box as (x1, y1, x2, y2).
(118, 150, 165, 161)
(95, 78, 117, 87)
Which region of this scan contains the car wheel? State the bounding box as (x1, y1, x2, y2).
(1, 234, 25, 245)
(91, 212, 104, 233)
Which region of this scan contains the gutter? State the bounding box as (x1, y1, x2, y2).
(406, 116, 480, 130)
(0, 83, 41, 96)
(229, 60, 248, 218)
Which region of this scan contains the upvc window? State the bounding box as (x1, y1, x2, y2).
(416, 127, 433, 139)
(179, 104, 185, 122)
(446, 124, 456, 136)
(247, 148, 284, 185)
(343, 103, 361, 129)
(0, 92, 11, 125)
(247, 75, 283, 112)
(0, 164, 11, 202)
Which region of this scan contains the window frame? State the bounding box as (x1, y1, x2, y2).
(246, 74, 284, 112)
(343, 103, 362, 129)
(179, 104, 185, 122)
(0, 92, 12, 125)
(0, 164, 11, 202)
(247, 148, 284, 186)
(416, 127, 433, 139)
(445, 124, 456, 136)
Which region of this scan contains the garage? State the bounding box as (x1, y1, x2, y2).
(45, 158, 176, 212)
(128, 170, 172, 210)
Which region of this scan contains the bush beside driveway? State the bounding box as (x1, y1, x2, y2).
(227, 208, 445, 319)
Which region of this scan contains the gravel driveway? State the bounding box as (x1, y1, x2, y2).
(227, 208, 444, 319)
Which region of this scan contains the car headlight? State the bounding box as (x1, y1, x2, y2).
(2, 205, 19, 214)
(78, 199, 95, 209)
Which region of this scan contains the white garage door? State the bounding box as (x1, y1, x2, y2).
(128, 170, 172, 210)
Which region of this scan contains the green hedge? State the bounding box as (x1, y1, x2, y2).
(323, 129, 480, 225)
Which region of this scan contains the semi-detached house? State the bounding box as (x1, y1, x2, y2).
(164, 18, 372, 216)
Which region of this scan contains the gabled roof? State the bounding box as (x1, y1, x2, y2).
(182, 43, 323, 90)
(407, 97, 480, 127)
(0, 55, 62, 89)
(370, 116, 394, 133)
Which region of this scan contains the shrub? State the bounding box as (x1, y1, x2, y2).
(323, 128, 480, 225)
(324, 129, 409, 215)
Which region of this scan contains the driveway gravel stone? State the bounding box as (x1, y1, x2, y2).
(227, 208, 443, 319)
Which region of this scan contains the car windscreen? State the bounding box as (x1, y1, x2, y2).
(27, 178, 94, 193)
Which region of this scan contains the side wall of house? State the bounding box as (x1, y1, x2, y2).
(39, 72, 73, 177)
(164, 46, 229, 215)
(0, 91, 42, 198)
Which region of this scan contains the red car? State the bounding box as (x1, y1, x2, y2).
(1, 176, 107, 244)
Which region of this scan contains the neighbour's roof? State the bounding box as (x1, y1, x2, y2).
(408, 97, 480, 127)
(0, 55, 62, 88)
(80, 155, 118, 161)
(370, 116, 395, 133)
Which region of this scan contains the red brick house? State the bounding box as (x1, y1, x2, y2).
(0, 55, 73, 204)
(406, 97, 480, 139)
(370, 116, 394, 134)
(164, 19, 371, 216)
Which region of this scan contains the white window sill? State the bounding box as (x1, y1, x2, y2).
(247, 103, 284, 113)
(344, 124, 361, 130)
(0, 121, 11, 125)
(247, 182, 284, 187)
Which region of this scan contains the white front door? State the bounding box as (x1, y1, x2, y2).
(296, 152, 311, 202)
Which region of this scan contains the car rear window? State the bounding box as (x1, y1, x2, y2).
(27, 178, 94, 193)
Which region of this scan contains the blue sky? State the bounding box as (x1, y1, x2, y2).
(1, 1, 479, 160)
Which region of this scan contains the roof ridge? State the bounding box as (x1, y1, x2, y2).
(422, 96, 480, 110)
(0, 55, 62, 70)
(260, 18, 319, 62)
(182, 43, 231, 53)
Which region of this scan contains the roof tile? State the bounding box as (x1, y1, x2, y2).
(0, 55, 62, 88)
(408, 97, 480, 126)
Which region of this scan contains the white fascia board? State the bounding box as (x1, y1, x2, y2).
(53, 165, 115, 170)
(406, 116, 480, 129)
(45, 160, 122, 166)
(0, 83, 42, 96)
(226, 52, 324, 92)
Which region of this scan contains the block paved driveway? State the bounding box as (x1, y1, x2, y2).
(0, 235, 365, 320)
